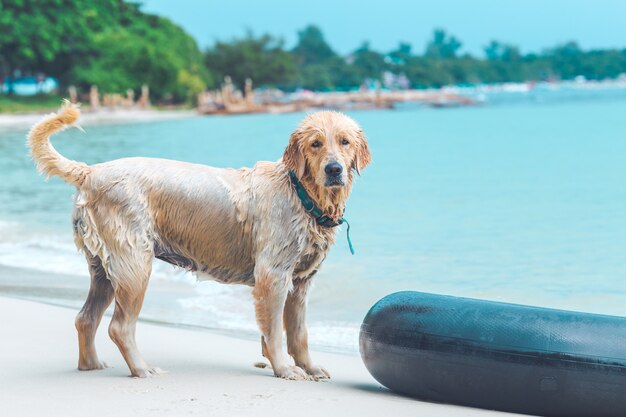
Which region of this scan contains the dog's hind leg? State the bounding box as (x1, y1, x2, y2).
(106, 251, 160, 378)
(75, 254, 114, 370)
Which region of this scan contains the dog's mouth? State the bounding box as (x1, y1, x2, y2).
(324, 177, 345, 187)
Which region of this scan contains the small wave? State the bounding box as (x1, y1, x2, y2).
(176, 281, 257, 332)
(0, 236, 88, 276)
(0, 231, 202, 284)
(176, 281, 360, 353)
(307, 322, 360, 353)
(0, 230, 362, 353)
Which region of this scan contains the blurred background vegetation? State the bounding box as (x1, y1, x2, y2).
(2, 0, 626, 107)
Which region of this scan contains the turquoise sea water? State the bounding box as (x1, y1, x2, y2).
(1, 88, 626, 352)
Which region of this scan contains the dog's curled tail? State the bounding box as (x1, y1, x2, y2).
(27, 100, 91, 187)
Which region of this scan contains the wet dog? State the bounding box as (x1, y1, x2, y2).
(27, 102, 370, 379)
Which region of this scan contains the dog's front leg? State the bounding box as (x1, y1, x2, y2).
(284, 278, 330, 380)
(252, 265, 310, 380)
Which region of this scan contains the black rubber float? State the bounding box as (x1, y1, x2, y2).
(359, 291, 626, 417)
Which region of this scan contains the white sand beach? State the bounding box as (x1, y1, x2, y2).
(0, 108, 198, 129)
(0, 296, 519, 417)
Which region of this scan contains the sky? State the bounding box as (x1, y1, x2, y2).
(141, 0, 626, 56)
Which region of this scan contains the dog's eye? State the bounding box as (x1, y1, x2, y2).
(341, 138, 350, 146)
(311, 141, 322, 148)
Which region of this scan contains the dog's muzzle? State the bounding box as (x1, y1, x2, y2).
(324, 162, 344, 186)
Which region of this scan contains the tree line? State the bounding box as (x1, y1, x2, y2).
(2, 1, 626, 103)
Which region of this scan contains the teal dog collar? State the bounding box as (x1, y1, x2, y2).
(288, 170, 355, 255)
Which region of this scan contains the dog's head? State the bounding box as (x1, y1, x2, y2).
(283, 111, 371, 190)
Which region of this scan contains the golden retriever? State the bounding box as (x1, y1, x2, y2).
(27, 101, 371, 380)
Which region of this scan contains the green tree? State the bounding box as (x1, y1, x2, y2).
(484, 40, 521, 62)
(6, 5, 626, 100)
(425, 29, 462, 59)
(0, 0, 130, 80)
(292, 25, 337, 66)
(204, 32, 296, 90)
(291, 25, 360, 90)
(388, 42, 412, 66)
(482, 40, 524, 82)
(351, 42, 387, 80)
(0, 1, 209, 102)
(72, 12, 209, 102)
(543, 41, 584, 80)
(327, 57, 361, 90)
(297, 64, 334, 90)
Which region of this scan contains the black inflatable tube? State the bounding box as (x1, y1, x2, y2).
(359, 291, 626, 417)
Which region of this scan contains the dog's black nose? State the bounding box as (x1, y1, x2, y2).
(325, 162, 343, 177)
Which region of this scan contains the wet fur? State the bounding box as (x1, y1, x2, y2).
(27, 102, 371, 380)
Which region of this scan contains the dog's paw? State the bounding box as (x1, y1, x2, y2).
(78, 359, 109, 371)
(274, 365, 311, 381)
(131, 367, 165, 378)
(304, 364, 331, 381)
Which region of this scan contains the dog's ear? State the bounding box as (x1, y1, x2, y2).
(352, 129, 372, 175)
(283, 130, 306, 178)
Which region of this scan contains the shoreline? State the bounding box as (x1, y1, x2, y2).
(0, 262, 360, 355)
(0, 107, 198, 129)
(0, 295, 516, 416)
